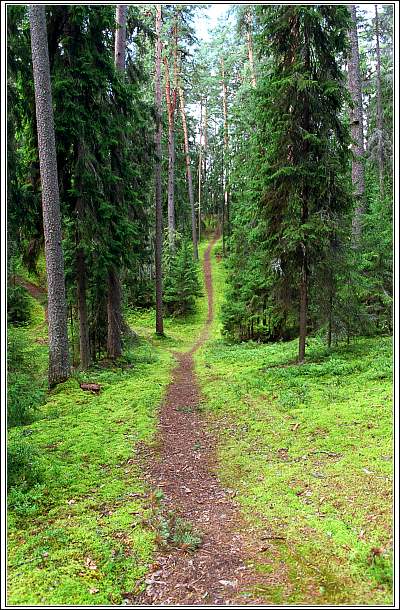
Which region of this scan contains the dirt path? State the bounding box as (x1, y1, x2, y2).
(134, 237, 268, 606)
(14, 275, 48, 322)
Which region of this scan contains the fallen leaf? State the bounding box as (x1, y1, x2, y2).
(219, 579, 238, 587)
(89, 588, 99, 595)
(67, 499, 76, 505)
(85, 557, 98, 571)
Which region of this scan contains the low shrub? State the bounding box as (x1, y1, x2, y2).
(7, 283, 32, 325)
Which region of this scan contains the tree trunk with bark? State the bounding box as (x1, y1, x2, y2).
(29, 5, 70, 386)
(221, 57, 230, 241)
(76, 245, 91, 369)
(154, 5, 164, 335)
(164, 55, 177, 249)
(245, 9, 257, 88)
(114, 5, 127, 70)
(298, 253, 308, 364)
(198, 96, 203, 243)
(178, 84, 198, 260)
(348, 5, 365, 241)
(107, 268, 122, 358)
(375, 4, 384, 197)
(107, 4, 127, 359)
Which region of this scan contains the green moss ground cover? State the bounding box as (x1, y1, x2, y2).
(7, 243, 209, 605)
(196, 244, 393, 605)
(8, 240, 393, 605)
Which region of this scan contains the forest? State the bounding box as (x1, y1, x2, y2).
(6, 3, 394, 606)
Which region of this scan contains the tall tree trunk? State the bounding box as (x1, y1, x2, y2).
(298, 255, 308, 364)
(107, 4, 127, 359)
(348, 5, 365, 241)
(375, 4, 384, 197)
(327, 291, 333, 349)
(163, 55, 177, 249)
(107, 268, 122, 358)
(198, 96, 203, 243)
(245, 9, 257, 88)
(76, 246, 91, 369)
(203, 97, 208, 218)
(178, 84, 198, 259)
(115, 5, 127, 70)
(29, 5, 70, 386)
(221, 57, 230, 241)
(154, 5, 164, 335)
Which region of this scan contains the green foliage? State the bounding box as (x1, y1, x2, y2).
(163, 240, 202, 316)
(7, 330, 46, 428)
(7, 283, 32, 325)
(7, 438, 44, 492)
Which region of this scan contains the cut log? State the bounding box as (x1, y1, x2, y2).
(80, 383, 101, 394)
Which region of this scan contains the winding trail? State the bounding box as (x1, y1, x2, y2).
(135, 237, 267, 606)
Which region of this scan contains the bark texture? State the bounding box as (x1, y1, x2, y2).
(245, 9, 257, 88)
(154, 5, 164, 335)
(198, 97, 203, 243)
(107, 268, 123, 358)
(221, 58, 230, 240)
(114, 5, 128, 71)
(164, 53, 177, 249)
(29, 5, 70, 386)
(348, 5, 365, 240)
(76, 246, 91, 369)
(375, 4, 384, 197)
(298, 262, 308, 364)
(107, 4, 127, 358)
(179, 85, 198, 260)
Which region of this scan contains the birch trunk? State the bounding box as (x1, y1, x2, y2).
(154, 5, 164, 334)
(29, 5, 70, 386)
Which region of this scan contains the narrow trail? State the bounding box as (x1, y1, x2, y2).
(14, 275, 48, 322)
(134, 237, 268, 606)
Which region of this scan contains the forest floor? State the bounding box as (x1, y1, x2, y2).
(7, 236, 393, 606)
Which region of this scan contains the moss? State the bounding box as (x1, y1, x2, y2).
(195, 246, 393, 606)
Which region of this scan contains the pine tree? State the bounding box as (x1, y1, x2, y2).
(348, 5, 365, 241)
(154, 4, 164, 335)
(28, 5, 70, 385)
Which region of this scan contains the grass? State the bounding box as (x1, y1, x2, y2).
(195, 245, 393, 605)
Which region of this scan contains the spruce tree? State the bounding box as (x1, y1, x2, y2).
(255, 6, 352, 361)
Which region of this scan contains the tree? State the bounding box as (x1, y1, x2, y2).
(374, 4, 384, 197)
(178, 82, 198, 260)
(348, 5, 365, 241)
(163, 11, 178, 249)
(154, 4, 164, 335)
(28, 5, 70, 386)
(107, 5, 127, 359)
(224, 6, 353, 361)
